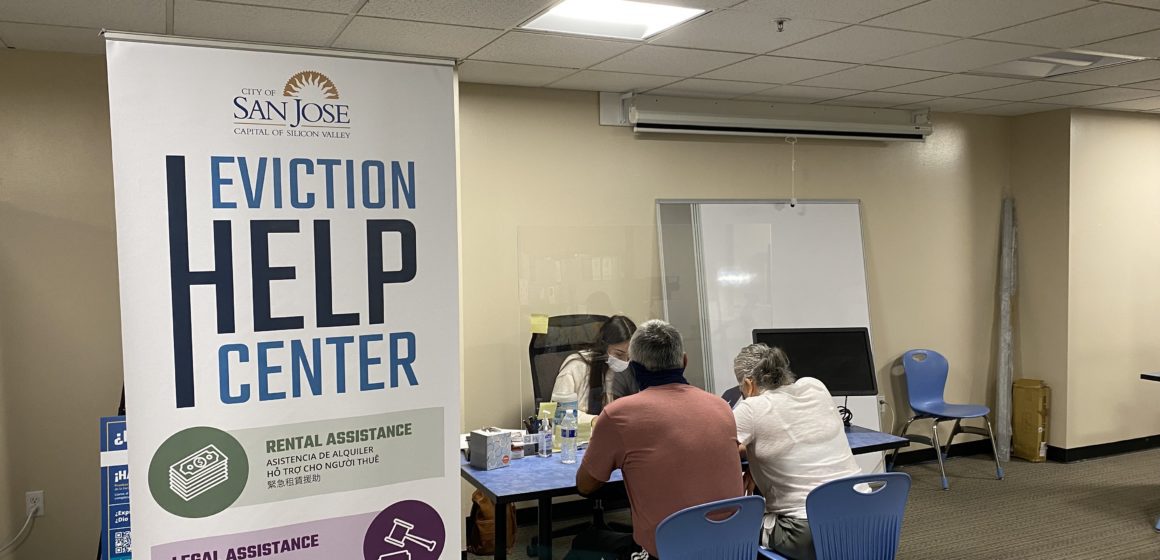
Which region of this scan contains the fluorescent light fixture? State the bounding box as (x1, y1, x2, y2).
(521, 0, 704, 40)
(971, 50, 1144, 79)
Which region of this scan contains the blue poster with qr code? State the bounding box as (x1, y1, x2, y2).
(101, 416, 131, 559)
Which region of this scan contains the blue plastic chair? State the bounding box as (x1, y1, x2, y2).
(759, 473, 912, 560)
(654, 495, 764, 560)
(888, 349, 1004, 490)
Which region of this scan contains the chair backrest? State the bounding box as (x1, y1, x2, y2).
(528, 314, 608, 402)
(806, 473, 911, 560)
(655, 495, 765, 560)
(901, 349, 950, 414)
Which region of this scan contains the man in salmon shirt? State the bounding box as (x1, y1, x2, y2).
(572, 319, 743, 560)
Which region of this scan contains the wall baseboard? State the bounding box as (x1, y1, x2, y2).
(889, 439, 992, 467)
(1047, 434, 1160, 463)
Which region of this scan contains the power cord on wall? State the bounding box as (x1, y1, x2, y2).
(872, 398, 897, 473)
(0, 510, 35, 556)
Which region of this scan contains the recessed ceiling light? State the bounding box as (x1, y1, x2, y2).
(970, 50, 1145, 79)
(520, 0, 705, 41)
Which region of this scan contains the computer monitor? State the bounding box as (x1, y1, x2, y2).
(751, 327, 877, 396)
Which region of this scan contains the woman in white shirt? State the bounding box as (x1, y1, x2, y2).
(551, 315, 637, 425)
(733, 343, 861, 560)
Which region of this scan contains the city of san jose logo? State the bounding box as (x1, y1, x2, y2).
(233, 70, 350, 129)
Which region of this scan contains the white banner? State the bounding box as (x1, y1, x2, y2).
(106, 36, 459, 559)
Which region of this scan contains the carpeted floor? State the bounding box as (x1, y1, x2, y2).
(472, 449, 1160, 559)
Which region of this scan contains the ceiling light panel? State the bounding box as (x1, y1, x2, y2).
(521, 0, 704, 40)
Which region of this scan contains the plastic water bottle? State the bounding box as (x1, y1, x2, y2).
(560, 409, 578, 464)
(538, 418, 553, 458)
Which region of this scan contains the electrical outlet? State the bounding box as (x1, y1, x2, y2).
(25, 491, 44, 517)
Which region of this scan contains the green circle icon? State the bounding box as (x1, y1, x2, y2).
(148, 426, 249, 518)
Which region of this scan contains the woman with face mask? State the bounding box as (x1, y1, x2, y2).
(552, 315, 638, 425)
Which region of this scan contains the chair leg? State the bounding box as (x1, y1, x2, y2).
(943, 419, 963, 460)
(889, 417, 918, 471)
(985, 416, 1005, 480)
(931, 421, 949, 490)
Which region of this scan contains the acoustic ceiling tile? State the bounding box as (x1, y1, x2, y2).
(884, 73, 1027, 96)
(548, 70, 682, 92)
(334, 16, 502, 58)
(879, 39, 1049, 72)
(731, 0, 927, 24)
(360, 0, 554, 30)
(175, 0, 346, 46)
(0, 0, 166, 33)
(701, 56, 855, 84)
(456, 61, 575, 87)
(965, 80, 1100, 101)
(772, 25, 954, 64)
(865, 0, 1090, 37)
(470, 31, 636, 68)
(798, 65, 945, 90)
(1035, 87, 1158, 105)
(593, 45, 749, 76)
(650, 10, 844, 54)
(979, 3, 1160, 48)
(819, 91, 939, 108)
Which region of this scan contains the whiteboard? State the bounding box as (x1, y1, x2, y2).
(695, 201, 882, 472)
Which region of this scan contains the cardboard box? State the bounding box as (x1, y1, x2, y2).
(1012, 379, 1050, 462)
(468, 429, 512, 470)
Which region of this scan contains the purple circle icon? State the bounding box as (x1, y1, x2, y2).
(364, 500, 446, 560)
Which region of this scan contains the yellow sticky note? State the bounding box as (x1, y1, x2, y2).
(530, 314, 549, 334)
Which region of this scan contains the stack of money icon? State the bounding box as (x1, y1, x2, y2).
(169, 445, 229, 501)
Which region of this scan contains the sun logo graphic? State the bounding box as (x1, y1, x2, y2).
(283, 70, 340, 100)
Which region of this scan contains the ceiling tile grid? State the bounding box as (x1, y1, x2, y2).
(547, 70, 683, 92)
(649, 10, 845, 54)
(771, 26, 956, 64)
(334, 16, 502, 58)
(864, 0, 1091, 38)
(470, 31, 637, 69)
(731, 0, 929, 25)
(592, 44, 749, 76)
(456, 60, 576, 88)
(4, 0, 1160, 117)
(359, 0, 555, 29)
(700, 56, 856, 84)
(979, 3, 1160, 48)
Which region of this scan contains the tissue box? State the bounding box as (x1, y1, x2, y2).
(468, 428, 512, 470)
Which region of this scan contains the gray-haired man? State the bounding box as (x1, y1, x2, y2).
(572, 320, 743, 560)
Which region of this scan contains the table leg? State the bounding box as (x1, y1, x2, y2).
(538, 496, 554, 560)
(494, 499, 508, 560)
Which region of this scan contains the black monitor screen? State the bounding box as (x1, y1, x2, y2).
(751, 328, 877, 396)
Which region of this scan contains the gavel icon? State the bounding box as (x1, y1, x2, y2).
(384, 518, 437, 552)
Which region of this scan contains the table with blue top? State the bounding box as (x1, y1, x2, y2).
(460, 424, 908, 559)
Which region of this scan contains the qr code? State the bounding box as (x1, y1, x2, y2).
(113, 530, 131, 554)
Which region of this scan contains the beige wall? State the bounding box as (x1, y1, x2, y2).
(1010, 110, 1071, 448)
(459, 83, 1011, 437)
(0, 50, 123, 559)
(1067, 110, 1160, 448)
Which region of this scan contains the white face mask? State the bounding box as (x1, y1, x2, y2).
(606, 355, 630, 373)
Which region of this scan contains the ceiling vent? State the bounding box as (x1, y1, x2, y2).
(969, 50, 1145, 79)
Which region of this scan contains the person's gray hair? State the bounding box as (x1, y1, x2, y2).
(629, 320, 684, 371)
(733, 343, 796, 390)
